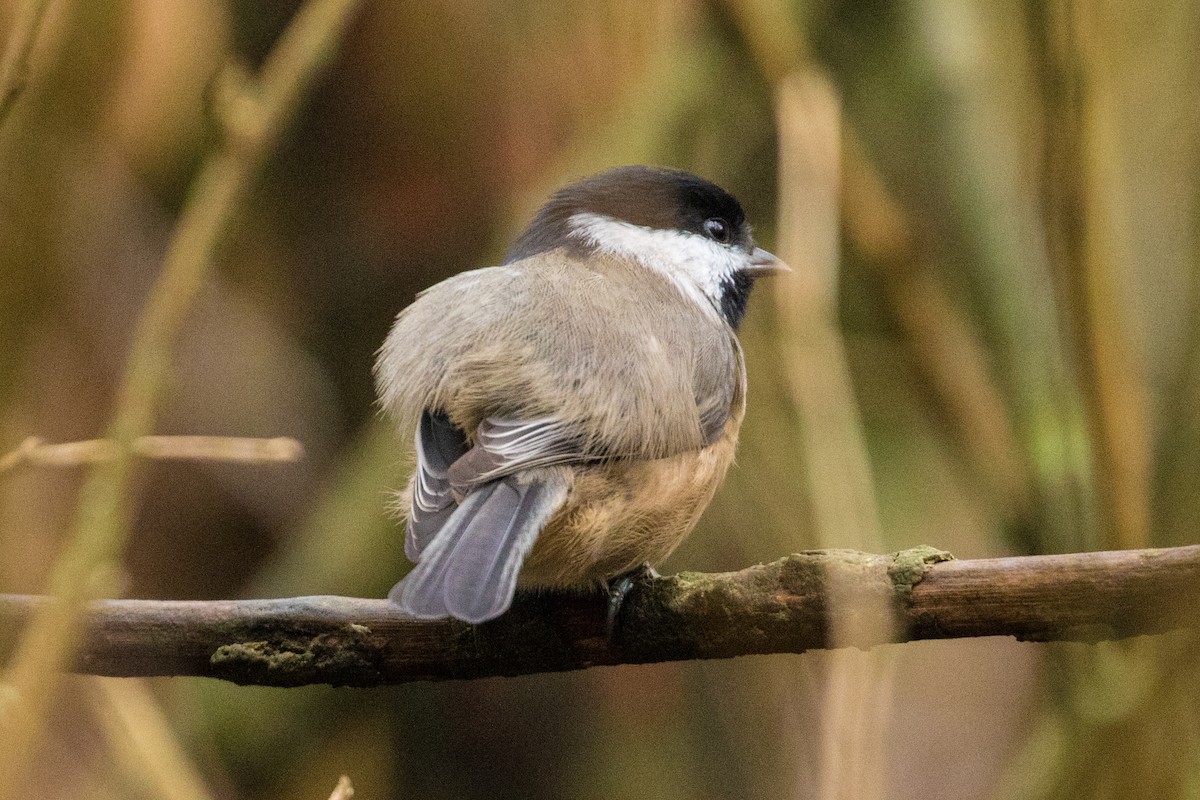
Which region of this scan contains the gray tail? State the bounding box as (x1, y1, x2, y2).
(389, 474, 567, 623)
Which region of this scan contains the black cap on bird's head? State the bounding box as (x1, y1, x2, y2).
(506, 166, 789, 328)
(508, 166, 755, 258)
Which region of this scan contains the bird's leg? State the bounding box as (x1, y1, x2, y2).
(605, 562, 660, 636)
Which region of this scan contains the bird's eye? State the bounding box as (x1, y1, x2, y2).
(703, 217, 732, 244)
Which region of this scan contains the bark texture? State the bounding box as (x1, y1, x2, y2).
(0, 545, 1196, 687)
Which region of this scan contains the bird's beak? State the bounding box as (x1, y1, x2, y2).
(744, 247, 792, 277)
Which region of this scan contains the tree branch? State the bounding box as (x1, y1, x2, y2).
(1, 545, 1196, 688)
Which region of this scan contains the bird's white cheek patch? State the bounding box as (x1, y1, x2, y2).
(567, 212, 745, 318)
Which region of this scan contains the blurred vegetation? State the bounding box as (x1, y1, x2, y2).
(1, 1, 1197, 799)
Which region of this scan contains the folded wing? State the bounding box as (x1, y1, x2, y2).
(394, 412, 582, 622)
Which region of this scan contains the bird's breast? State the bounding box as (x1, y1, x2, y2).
(517, 415, 742, 588)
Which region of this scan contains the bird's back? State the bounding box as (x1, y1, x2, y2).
(376, 248, 742, 462)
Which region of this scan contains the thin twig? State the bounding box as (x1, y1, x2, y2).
(0, 436, 303, 473)
(0, 0, 54, 126)
(0, 545, 1196, 688)
(0, 1, 362, 794)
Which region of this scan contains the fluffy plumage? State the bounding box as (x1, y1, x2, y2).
(376, 166, 781, 623)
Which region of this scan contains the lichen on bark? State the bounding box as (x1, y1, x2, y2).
(888, 546, 955, 601)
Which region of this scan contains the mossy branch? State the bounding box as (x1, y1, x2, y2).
(0, 545, 1196, 688)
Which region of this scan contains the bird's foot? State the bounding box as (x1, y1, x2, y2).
(605, 562, 660, 637)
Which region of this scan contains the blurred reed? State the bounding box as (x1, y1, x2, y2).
(0, 435, 303, 472)
(730, 0, 1032, 532)
(0, 0, 362, 796)
(1, 0, 1197, 798)
(996, 4, 1200, 799)
(325, 775, 354, 800)
(88, 678, 216, 800)
(1028, 0, 1151, 553)
(773, 69, 896, 800)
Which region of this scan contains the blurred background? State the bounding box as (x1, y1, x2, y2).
(1, 0, 1198, 798)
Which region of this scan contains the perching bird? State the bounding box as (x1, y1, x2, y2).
(375, 166, 788, 623)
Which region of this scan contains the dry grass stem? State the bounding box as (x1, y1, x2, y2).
(0, 1, 362, 795)
(839, 129, 1035, 518)
(1030, 3, 1152, 550)
(0, 435, 304, 473)
(726, 0, 1031, 523)
(774, 70, 894, 800)
(89, 678, 217, 800)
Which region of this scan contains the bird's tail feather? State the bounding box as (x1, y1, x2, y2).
(390, 473, 567, 623)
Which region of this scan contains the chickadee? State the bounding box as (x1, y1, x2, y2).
(375, 165, 788, 623)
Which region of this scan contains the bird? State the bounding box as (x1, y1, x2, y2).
(375, 165, 788, 624)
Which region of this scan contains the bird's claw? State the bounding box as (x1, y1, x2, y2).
(605, 562, 660, 637)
